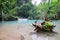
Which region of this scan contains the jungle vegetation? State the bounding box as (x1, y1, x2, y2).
(0, 0, 60, 21)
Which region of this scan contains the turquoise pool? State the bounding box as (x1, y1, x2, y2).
(0, 20, 60, 25)
(0, 20, 44, 25)
(0, 20, 60, 31)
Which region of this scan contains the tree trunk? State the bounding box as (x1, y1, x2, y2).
(2, 10, 4, 24)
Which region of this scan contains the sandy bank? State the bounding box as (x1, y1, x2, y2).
(0, 24, 34, 40)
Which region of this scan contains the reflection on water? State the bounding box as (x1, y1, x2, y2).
(32, 34, 48, 40)
(31, 31, 59, 40)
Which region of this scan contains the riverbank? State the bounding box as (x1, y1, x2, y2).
(0, 24, 60, 40)
(0, 24, 34, 40)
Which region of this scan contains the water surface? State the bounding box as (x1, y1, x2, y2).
(0, 20, 60, 40)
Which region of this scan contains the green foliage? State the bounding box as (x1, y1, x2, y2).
(0, 0, 60, 20)
(33, 0, 60, 20)
(47, 0, 60, 20)
(17, 1, 34, 18)
(0, 0, 17, 21)
(17, 0, 60, 20)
